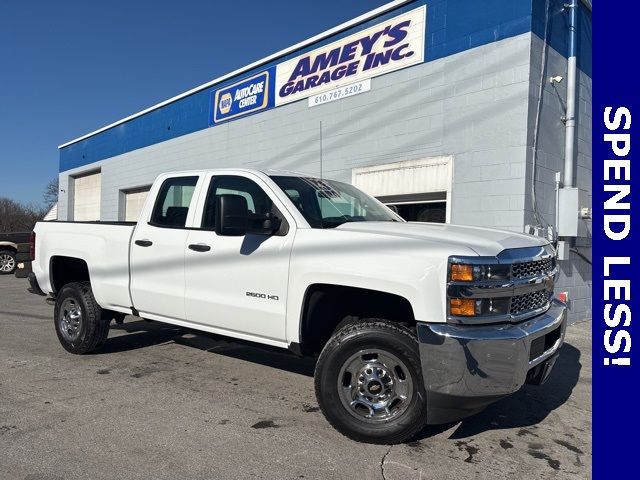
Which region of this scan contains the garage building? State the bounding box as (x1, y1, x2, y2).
(56, 0, 592, 322)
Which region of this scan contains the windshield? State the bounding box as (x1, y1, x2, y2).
(270, 176, 401, 228)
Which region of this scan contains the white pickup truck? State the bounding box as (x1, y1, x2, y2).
(28, 168, 566, 444)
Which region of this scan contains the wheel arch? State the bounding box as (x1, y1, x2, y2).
(296, 283, 417, 356)
(49, 256, 91, 294)
(0, 242, 18, 253)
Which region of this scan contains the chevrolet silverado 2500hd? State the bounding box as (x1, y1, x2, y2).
(28, 169, 566, 444)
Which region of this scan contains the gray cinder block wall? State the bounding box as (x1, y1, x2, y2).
(524, 34, 592, 323)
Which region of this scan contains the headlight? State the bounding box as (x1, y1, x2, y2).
(449, 264, 473, 281)
(448, 263, 511, 282)
(448, 261, 510, 319)
(447, 249, 556, 324)
(449, 298, 476, 316)
(449, 297, 511, 317)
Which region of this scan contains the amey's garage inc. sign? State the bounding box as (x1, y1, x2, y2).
(210, 5, 426, 125)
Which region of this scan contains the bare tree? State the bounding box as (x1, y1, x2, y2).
(0, 198, 47, 233)
(0, 179, 56, 232)
(43, 177, 59, 209)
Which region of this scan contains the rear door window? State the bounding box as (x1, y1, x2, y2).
(150, 176, 198, 228)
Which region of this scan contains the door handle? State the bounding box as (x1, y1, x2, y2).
(135, 239, 153, 247)
(188, 243, 211, 252)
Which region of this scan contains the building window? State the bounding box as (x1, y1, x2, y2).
(377, 192, 447, 223)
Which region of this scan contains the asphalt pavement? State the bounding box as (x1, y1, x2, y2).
(0, 275, 591, 479)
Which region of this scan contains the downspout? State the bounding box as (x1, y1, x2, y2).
(563, 2, 578, 188)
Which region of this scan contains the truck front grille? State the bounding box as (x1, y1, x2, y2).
(447, 245, 558, 324)
(511, 258, 555, 279)
(510, 289, 552, 315)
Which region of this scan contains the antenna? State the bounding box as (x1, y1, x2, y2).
(319, 121, 323, 183)
(319, 121, 324, 228)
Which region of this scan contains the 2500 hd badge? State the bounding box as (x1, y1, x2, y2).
(246, 291, 280, 301)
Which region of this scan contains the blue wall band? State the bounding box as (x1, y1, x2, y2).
(59, 0, 591, 173)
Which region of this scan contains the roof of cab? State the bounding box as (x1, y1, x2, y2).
(156, 167, 319, 178)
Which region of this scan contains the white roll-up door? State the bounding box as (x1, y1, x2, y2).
(352, 156, 453, 222)
(124, 188, 150, 222)
(73, 171, 101, 221)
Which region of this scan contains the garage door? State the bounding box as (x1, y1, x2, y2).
(352, 157, 453, 223)
(73, 171, 101, 221)
(123, 188, 150, 222)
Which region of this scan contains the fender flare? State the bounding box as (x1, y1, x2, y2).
(0, 241, 19, 251)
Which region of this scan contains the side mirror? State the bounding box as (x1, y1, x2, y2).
(215, 194, 249, 236)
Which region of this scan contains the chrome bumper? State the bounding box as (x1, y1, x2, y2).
(417, 299, 567, 424)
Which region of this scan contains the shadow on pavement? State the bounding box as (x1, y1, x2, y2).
(414, 342, 583, 440)
(96, 318, 582, 436)
(97, 319, 317, 377)
(96, 321, 182, 354)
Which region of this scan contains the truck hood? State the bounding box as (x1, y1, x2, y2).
(335, 222, 549, 257)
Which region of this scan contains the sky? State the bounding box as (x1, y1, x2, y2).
(0, 0, 390, 205)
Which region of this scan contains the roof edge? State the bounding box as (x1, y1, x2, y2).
(58, 0, 413, 150)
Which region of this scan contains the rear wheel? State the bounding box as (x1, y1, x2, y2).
(54, 282, 110, 354)
(0, 250, 17, 275)
(314, 319, 428, 444)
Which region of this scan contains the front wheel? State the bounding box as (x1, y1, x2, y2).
(54, 282, 110, 354)
(314, 319, 428, 444)
(0, 250, 17, 275)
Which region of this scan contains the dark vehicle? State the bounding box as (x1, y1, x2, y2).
(0, 232, 31, 275)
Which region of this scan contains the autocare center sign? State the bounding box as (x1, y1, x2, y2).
(210, 5, 426, 124)
(212, 70, 274, 123)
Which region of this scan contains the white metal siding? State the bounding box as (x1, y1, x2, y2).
(73, 172, 101, 221)
(351, 157, 453, 197)
(43, 203, 58, 221)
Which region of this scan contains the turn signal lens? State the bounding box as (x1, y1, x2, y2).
(450, 264, 474, 281)
(450, 298, 476, 316)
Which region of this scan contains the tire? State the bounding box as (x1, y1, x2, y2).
(314, 319, 428, 444)
(54, 282, 110, 354)
(0, 250, 17, 275)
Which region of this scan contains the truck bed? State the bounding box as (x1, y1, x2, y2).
(32, 221, 136, 312)
(47, 221, 137, 226)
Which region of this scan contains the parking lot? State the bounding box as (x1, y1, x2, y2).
(0, 275, 591, 479)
